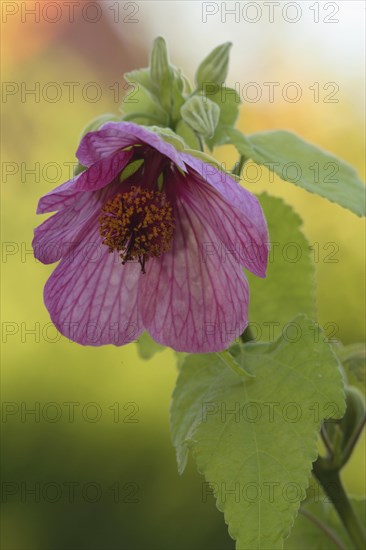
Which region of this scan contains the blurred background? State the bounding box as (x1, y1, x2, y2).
(1, 1, 365, 549)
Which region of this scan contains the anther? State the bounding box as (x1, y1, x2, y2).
(99, 186, 175, 273)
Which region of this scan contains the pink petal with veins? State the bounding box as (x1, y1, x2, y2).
(140, 191, 249, 353)
(33, 183, 121, 264)
(177, 169, 269, 277)
(44, 223, 143, 346)
(77, 122, 186, 171)
(37, 149, 133, 214)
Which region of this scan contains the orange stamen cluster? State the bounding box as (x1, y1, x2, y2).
(99, 186, 175, 273)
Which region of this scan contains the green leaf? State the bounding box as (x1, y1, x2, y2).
(180, 95, 220, 138)
(247, 194, 316, 342)
(171, 315, 346, 549)
(226, 127, 256, 159)
(195, 42, 232, 89)
(175, 352, 189, 370)
(284, 498, 366, 549)
(246, 131, 366, 217)
(136, 332, 164, 360)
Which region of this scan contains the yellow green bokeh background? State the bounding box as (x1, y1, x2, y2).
(1, 2, 365, 549)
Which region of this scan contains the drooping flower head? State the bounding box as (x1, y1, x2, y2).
(33, 122, 269, 352)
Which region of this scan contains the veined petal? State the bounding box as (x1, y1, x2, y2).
(77, 122, 186, 171)
(33, 184, 120, 264)
(140, 193, 249, 353)
(37, 175, 81, 214)
(175, 170, 268, 277)
(44, 223, 143, 346)
(181, 152, 269, 255)
(37, 149, 133, 214)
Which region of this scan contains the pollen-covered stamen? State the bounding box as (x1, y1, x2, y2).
(99, 186, 175, 273)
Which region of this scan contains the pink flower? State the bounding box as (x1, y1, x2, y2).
(33, 122, 269, 352)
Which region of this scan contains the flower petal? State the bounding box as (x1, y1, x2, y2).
(172, 167, 269, 277)
(44, 223, 143, 346)
(140, 193, 249, 353)
(37, 149, 133, 214)
(181, 153, 269, 273)
(36, 175, 81, 214)
(77, 121, 186, 171)
(33, 184, 120, 264)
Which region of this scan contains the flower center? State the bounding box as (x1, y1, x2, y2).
(99, 186, 175, 274)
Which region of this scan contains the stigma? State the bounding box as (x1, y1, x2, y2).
(99, 186, 175, 273)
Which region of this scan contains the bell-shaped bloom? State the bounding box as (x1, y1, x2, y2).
(33, 122, 269, 352)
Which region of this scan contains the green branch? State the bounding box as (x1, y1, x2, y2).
(312, 458, 366, 549)
(300, 507, 347, 550)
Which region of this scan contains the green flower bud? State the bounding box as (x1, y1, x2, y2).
(150, 36, 171, 87)
(195, 42, 232, 90)
(180, 95, 220, 138)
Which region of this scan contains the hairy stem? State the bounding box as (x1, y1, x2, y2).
(312, 458, 366, 549)
(341, 412, 366, 466)
(232, 154, 246, 177)
(300, 507, 347, 550)
(321, 424, 334, 458)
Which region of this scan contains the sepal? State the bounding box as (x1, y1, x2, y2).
(180, 95, 220, 138)
(195, 42, 232, 89)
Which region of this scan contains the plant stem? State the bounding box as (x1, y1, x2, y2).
(232, 154, 246, 177)
(312, 458, 366, 549)
(341, 412, 366, 466)
(300, 508, 347, 550)
(321, 425, 334, 458)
